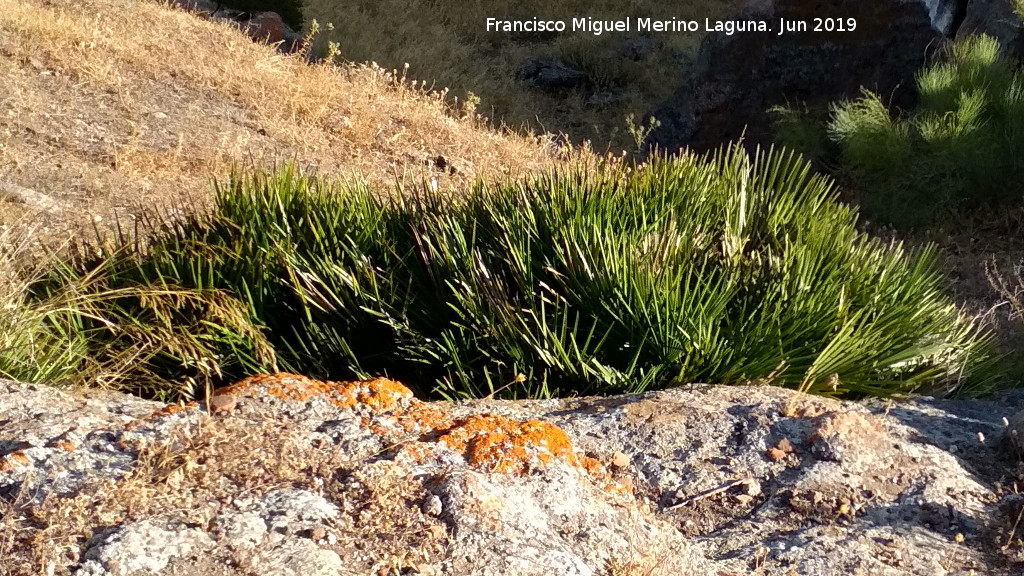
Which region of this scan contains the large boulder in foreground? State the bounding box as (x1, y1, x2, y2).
(647, 0, 942, 153)
(2, 374, 1024, 575)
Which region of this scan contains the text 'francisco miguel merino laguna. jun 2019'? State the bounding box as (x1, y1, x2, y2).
(485, 16, 859, 36)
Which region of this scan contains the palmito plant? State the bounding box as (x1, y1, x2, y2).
(26, 145, 990, 401)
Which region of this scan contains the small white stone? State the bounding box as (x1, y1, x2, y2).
(421, 495, 443, 517)
(742, 479, 762, 497)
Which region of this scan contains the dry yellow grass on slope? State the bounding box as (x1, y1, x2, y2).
(304, 0, 739, 151)
(0, 0, 565, 248)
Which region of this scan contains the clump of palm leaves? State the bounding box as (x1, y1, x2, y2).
(0, 223, 275, 400)
(0, 226, 88, 385)
(22, 145, 991, 400)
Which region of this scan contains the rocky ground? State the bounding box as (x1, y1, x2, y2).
(3, 374, 1024, 575)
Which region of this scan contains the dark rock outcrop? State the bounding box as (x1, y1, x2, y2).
(922, 0, 969, 35)
(518, 57, 588, 90)
(646, 0, 943, 154)
(170, 0, 304, 54)
(958, 0, 1024, 56)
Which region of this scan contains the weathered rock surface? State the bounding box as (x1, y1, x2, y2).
(921, 0, 969, 35)
(2, 375, 1024, 575)
(647, 0, 943, 153)
(959, 0, 1024, 56)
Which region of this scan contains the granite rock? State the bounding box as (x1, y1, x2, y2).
(2, 375, 1024, 575)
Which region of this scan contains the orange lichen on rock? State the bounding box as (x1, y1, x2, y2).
(433, 415, 574, 471)
(217, 372, 357, 408)
(578, 455, 602, 476)
(215, 373, 413, 412)
(47, 440, 76, 452)
(430, 414, 632, 493)
(0, 450, 31, 472)
(435, 414, 576, 475)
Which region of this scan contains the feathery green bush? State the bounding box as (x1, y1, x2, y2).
(24, 145, 990, 401)
(824, 35, 1024, 228)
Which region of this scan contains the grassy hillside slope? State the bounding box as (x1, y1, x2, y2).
(303, 0, 738, 151)
(0, 0, 560, 246)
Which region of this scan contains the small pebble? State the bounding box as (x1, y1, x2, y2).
(208, 394, 236, 415)
(611, 451, 630, 468)
(743, 479, 762, 497)
(421, 495, 442, 517)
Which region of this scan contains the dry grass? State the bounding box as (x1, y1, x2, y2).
(0, 0, 566, 250)
(304, 0, 740, 152)
(0, 413, 447, 576)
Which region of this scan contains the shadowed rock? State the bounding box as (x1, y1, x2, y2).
(646, 0, 943, 154)
(518, 58, 588, 90)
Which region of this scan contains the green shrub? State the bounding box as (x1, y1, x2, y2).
(826, 35, 1024, 228)
(1, 227, 275, 400)
(16, 261, 276, 401)
(770, 103, 833, 166)
(32, 146, 990, 400)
